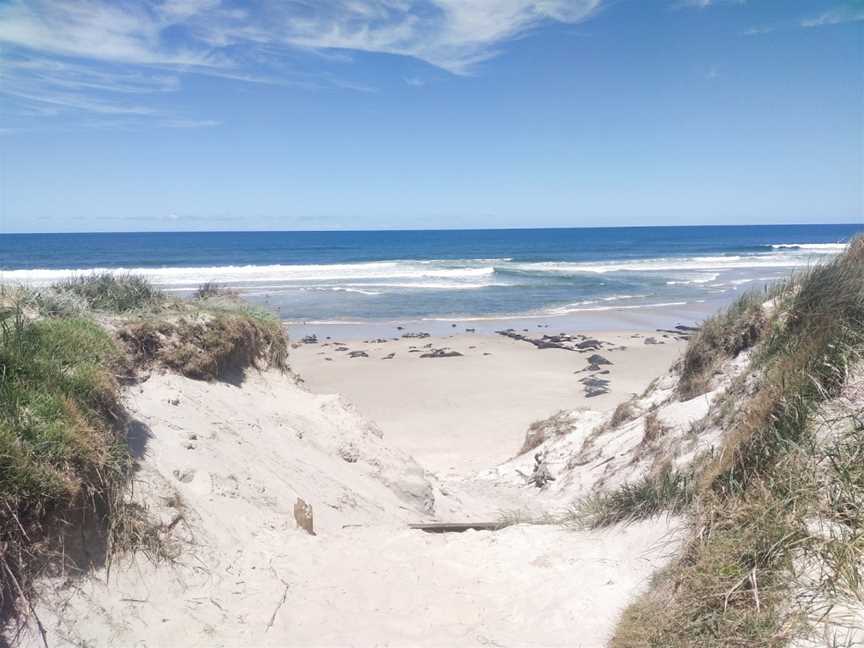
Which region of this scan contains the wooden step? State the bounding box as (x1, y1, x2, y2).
(409, 522, 501, 533)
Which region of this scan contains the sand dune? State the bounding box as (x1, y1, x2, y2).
(19, 329, 688, 647)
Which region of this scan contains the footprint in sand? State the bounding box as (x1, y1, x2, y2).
(211, 473, 240, 498)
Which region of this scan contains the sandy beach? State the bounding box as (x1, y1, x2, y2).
(291, 326, 687, 474)
(4, 1, 856, 640)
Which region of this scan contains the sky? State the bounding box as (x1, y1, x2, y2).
(0, 0, 862, 233)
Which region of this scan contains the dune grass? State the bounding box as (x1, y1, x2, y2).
(678, 290, 770, 399)
(611, 238, 864, 647)
(572, 468, 693, 529)
(119, 304, 288, 381)
(519, 410, 575, 455)
(193, 281, 238, 300)
(51, 273, 164, 313)
(0, 273, 290, 627)
(609, 399, 638, 428)
(0, 299, 133, 618)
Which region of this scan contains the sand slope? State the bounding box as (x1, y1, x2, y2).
(15, 359, 685, 648)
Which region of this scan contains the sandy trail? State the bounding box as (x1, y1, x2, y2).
(39, 519, 680, 647)
(275, 522, 681, 647)
(18, 329, 687, 648)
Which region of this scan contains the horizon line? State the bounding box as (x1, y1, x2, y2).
(3, 222, 863, 236)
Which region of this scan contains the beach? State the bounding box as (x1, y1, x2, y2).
(13, 301, 691, 647)
(291, 326, 688, 474)
(9, 242, 864, 647)
(4, 1, 858, 640)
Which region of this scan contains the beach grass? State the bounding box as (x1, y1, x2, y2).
(612, 236, 864, 647)
(51, 273, 165, 313)
(570, 468, 693, 529)
(678, 290, 770, 399)
(0, 273, 290, 626)
(118, 294, 288, 381)
(0, 295, 132, 617)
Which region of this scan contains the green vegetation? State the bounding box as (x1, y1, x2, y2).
(571, 468, 693, 529)
(193, 281, 238, 300)
(0, 298, 131, 615)
(678, 290, 770, 399)
(612, 238, 864, 647)
(119, 305, 288, 381)
(0, 273, 290, 624)
(51, 273, 164, 313)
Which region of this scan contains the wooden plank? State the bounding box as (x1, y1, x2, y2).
(409, 522, 501, 533)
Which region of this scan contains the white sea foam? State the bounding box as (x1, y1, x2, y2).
(540, 301, 689, 317)
(0, 262, 496, 287)
(418, 300, 693, 323)
(1, 246, 842, 296)
(502, 254, 820, 275)
(666, 274, 720, 286)
(770, 243, 847, 251)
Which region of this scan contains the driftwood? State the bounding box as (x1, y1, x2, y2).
(293, 498, 315, 536)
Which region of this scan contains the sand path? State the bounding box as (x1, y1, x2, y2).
(20, 329, 686, 647)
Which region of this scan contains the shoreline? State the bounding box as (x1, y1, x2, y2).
(284, 297, 722, 342)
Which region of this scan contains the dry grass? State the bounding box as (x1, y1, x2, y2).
(610, 399, 638, 428)
(119, 306, 288, 382)
(51, 273, 164, 313)
(679, 291, 770, 399)
(641, 411, 667, 447)
(612, 237, 864, 647)
(193, 281, 239, 300)
(519, 410, 574, 454)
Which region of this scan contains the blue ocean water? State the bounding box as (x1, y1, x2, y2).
(1, 224, 860, 322)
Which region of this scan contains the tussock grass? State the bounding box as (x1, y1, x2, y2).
(0, 299, 133, 619)
(119, 306, 288, 381)
(571, 468, 693, 529)
(519, 410, 574, 454)
(0, 274, 288, 628)
(495, 509, 559, 528)
(679, 291, 770, 399)
(52, 273, 164, 313)
(612, 237, 864, 647)
(640, 411, 668, 448)
(193, 281, 238, 300)
(610, 399, 638, 428)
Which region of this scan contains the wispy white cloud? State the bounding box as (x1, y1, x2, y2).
(0, 1, 604, 75)
(801, 3, 864, 28)
(405, 76, 426, 86)
(2, 87, 160, 115)
(0, 1, 606, 127)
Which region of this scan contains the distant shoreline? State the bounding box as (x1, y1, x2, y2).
(284, 298, 723, 341)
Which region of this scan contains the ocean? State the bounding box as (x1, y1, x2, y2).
(2, 224, 860, 326)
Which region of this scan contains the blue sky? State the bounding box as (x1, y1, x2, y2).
(0, 0, 861, 232)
